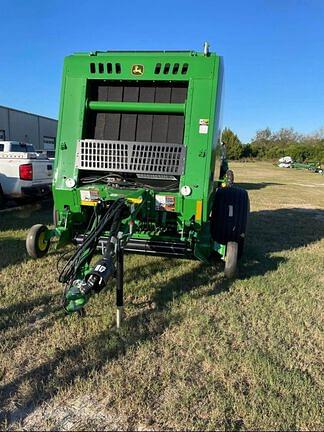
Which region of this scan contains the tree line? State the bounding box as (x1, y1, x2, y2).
(221, 127, 324, 163)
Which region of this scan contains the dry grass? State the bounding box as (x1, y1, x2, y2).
(0, 162, 323, 431)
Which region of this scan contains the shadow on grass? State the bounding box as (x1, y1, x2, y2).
(0, 201, 52, 232)
(240, 207, 324, 279)
(0, 203, 53, 270)
(0, 261, 222, 425)
(236, 182, 283, 190)
(1, 207, 324, 425)
(0, 293, 62, 333)
(0, 238, 27, 271)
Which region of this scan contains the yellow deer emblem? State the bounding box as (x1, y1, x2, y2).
(132, 64, 144, 75)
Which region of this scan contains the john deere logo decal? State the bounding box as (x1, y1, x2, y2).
(132, 64, 144, 75)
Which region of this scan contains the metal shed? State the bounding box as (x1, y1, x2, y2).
(0, 105, 57, 151)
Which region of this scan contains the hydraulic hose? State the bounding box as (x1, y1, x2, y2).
(58, 198, 126, 285)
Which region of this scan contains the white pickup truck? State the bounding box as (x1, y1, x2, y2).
(0, 141, 53, 206)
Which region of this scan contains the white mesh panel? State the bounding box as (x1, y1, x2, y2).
(76, 140, 186, 175)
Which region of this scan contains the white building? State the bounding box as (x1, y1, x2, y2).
(0, 105, 57, 152)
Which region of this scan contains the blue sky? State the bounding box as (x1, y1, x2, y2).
(1, 0, 323, 142)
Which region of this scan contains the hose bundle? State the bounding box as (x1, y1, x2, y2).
(58, 198, 126, 285)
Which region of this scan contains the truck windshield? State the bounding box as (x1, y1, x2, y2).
(11, 143, 36, 152)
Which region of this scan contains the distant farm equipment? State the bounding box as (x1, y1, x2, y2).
(278, 156, 323, 174)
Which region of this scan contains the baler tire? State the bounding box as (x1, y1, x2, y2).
(26, 224, 50, 259)
(211, 186, 249, 260)
(224, 241, 238, 279)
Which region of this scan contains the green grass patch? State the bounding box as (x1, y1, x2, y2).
(0, 163, 323, 430)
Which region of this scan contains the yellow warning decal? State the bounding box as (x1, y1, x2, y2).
(195, 200, 202, 221)
(81, 200, 97, 207)
(127, 197, 143, 204)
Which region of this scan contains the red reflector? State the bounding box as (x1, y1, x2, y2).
(19, 163, 33, 180)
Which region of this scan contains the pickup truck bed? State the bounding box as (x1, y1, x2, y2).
(0, 141, 53, 204)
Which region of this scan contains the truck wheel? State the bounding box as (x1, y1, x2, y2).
(26, 224, 50, 258)
(224, 241, 238, 279)
(211, 186, 249, 259)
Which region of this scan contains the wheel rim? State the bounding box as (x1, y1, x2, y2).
(38, 231, 48, 252)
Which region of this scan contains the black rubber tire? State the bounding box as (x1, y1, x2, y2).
(224, 241, 238, 279)
(211, 186, 249, 259)
(26, 224, 50, 258)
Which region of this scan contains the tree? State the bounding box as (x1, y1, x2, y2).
(272, 128, 301, 145)
(221, 127, 243, 160)
(250, 127, 273, 159)
(241, 144, 253, 158)
(251, 127, 273, 146)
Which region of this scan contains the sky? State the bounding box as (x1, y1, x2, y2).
(0, 0, 323, 143)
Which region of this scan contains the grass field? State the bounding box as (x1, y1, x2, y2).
(0, 162, 323, 431)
